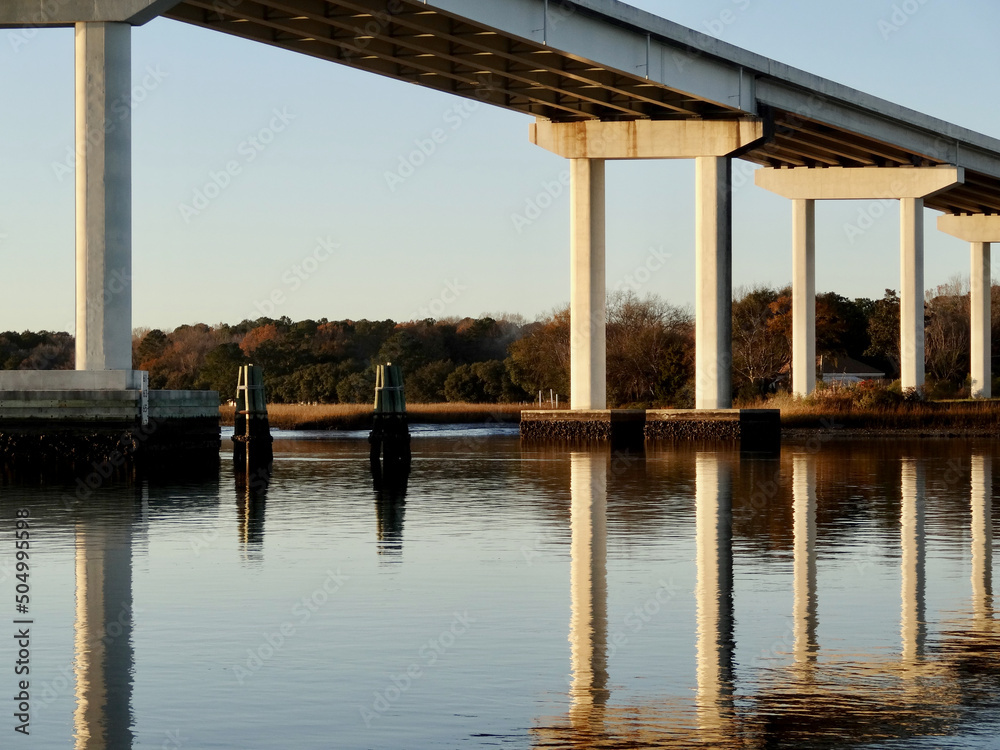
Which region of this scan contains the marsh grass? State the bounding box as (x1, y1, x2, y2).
(220, 383, 1000, 433)
(220, 402, 531, 430)
(739, 389, 1000, 431)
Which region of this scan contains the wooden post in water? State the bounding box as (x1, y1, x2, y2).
(369, 362, 410, 469)
(233, 364, 273, 467)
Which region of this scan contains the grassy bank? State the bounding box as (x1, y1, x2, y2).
(220, 394, 1000, 434)
(220, 402, 530, 430)
(740, 392, 1000, 434)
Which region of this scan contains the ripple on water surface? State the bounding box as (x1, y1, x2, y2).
(1, 435, 999, 748)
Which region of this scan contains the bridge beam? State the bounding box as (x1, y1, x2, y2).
(756, 166, 965, 395)
(530, 120, 765, 160)
(0, 0, 179, 26)
(534, 119, 765, 410)
(76, 22, 133, 372)
(938, 214, 1000, 398)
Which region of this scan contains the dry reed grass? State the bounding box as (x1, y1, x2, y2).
(220, 402, 529, 430)
(739, 391, 1000, 431)
(220, 391, 1000, 433)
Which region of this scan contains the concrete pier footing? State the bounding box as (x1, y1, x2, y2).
(0, 379, 220, 472)
(520, 409, 780, 448)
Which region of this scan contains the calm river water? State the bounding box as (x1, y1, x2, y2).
(2, 426, 1000, 749)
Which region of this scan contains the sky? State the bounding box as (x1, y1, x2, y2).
(1, 0, 999, 333)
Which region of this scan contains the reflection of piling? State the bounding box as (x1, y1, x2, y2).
(369, 363, 410, 470)
(236, 464, 270, 561)
(371, 454, 409, 557)
(233, 365, 273, 468)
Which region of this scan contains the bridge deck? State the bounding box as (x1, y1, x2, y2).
(161, 0, 1000, 215)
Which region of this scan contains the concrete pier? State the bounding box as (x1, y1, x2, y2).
(530, 119, 764, 414)
(899, 198, 925, 392)
(757, 166, 963, 396)
(695, 157, 733, 409)
(938, 214, 1000, 399)
(76, 22, 133, 372)
(520, 410, 644, 445)
(569, 159, 607, 410)
(791, 200, 816, 398)
(970, 242, 991, 399)
(0, 382, 220, 473)
(0, 15, 221, 474)
(520, 408, 779, 447)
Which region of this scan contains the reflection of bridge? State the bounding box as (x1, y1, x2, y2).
(73, 510, 136, 749)
(4, 0, 1000, 410)
(534, 449, 999, 748)
(66, 470, 266, 749)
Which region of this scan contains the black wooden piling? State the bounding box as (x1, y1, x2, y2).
(232, 364, 273, 467)
(369, 363, 411, 470)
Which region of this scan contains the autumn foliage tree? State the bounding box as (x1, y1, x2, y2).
(506, 293, 695, 407)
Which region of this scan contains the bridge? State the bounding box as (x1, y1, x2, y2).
(4, 0, 1000, 410)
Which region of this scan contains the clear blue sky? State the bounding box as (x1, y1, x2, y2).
(1, 0, 998, 333)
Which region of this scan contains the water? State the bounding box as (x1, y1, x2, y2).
(2, 428, 1000, 749)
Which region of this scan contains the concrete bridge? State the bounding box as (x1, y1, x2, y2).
(4, 0, 1000, 411)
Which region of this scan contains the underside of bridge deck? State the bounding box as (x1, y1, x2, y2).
(161, 0, 1000, 215)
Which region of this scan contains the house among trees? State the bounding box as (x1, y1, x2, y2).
(818, 355, 885, 386)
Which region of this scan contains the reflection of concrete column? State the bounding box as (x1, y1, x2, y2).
(695, 453, 734, 730)
(569, 452, 609, 716)
(971, 454, 993, 620)
(74, 518, 134, 749)
(792, 453, 818, 664)
(900, 458, 926, 665)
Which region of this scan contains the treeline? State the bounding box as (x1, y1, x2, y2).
(130, 316, 528, 403)
(2, 283, 996, 404)
(731, 280, 1000, 400)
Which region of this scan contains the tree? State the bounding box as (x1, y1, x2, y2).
(240, 324, 281, 357)
(337, 370, 374, 403)
(865, 289, 901, 378)
(286, 363, 340, 403)
(606, 291, 693, 406)
(195, 343, 245, 401)
(506, 308, 570, 398)
(136, 329, 168, 370)
(925, 279, 970, 387)
(407, 359, 454, 402)
(444, 364, 484, 403)
(732, 285, 789, 398)
(376, 327, 448, 372)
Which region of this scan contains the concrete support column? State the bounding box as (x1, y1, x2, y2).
(695, 157, 733, 409)
(76, 22, 132, 372)
(792, 199, 816, 397)
(971, 242, 992, 398)
(569, 159, 606, 410)
(900, 198, 925, 392)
